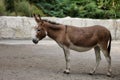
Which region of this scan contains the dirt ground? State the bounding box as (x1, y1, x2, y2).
(0, 40, 120, 80)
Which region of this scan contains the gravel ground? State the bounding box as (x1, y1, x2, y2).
(0, 40, 120, 80)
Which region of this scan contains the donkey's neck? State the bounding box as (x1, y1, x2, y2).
(44, 23, 64, 40)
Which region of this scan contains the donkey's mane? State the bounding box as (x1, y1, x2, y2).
(42, 19, 61, 25)
(42, 19, 63, 30)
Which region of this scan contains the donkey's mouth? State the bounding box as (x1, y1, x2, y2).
(32, 39, 39, 44)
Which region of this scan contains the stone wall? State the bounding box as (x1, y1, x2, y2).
(0, 16, 120, 40)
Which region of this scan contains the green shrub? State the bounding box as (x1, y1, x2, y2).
(0, 0, 6, 15)
(14, 0, 32, 16)
(31, 5, 46, 17)
(104, 9, 116, 19)
(94, 9, 105, 19)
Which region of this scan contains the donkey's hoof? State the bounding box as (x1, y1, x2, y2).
(63, 70, 70, 74)
(63, 71, 70, 74)
(107, 72, 112, 77)
(107, 73, 112, 77)
(89, 71, 95, 75)
(107, 74, 112, 77)
(89, 72, 94, 75)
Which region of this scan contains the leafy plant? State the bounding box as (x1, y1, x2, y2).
(14, 0, 32, 16)
(0, 0, 6, 15)
(1, 0, 120, 19)
(4, 0, 15, 12)
(31, 5, 46, 16)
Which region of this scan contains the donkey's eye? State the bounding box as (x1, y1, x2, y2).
(38, 30, 40, 31)
(37, 29, 41, 32)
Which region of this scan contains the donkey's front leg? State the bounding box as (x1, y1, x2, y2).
(63, 46, 70, 74)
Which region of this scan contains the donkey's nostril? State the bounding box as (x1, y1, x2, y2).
(32, 39, 38, 44)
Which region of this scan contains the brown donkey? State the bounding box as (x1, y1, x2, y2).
(32, 14, 112, 76)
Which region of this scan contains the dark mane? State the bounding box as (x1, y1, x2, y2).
(42, 19, 63, 30)
(42, 19, 60, 25)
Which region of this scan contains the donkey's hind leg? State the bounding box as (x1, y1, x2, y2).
(90, 46, 101, 75)
(101, 48, 112, 77)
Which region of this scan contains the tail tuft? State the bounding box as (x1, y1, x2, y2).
(108, 33, 112, 54)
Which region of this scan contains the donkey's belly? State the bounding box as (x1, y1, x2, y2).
(69, 43, 93, 52)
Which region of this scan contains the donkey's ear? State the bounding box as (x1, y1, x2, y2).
(38, 14, 41, 20)
(33, 14, 41, 23)
(38, 14, 44, 24)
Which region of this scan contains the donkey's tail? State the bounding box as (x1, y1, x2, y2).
(108, 33, 112, 54)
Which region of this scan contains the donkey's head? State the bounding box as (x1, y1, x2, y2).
(32, 14, 47, 44)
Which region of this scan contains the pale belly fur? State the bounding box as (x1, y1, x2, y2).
(69, 43, 93, 52)
(57, 42, 94, 52)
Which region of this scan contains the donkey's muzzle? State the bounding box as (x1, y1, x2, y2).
(32, 39, 38, 44)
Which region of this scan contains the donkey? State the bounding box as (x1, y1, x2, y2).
(32, 14, 112, 76)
